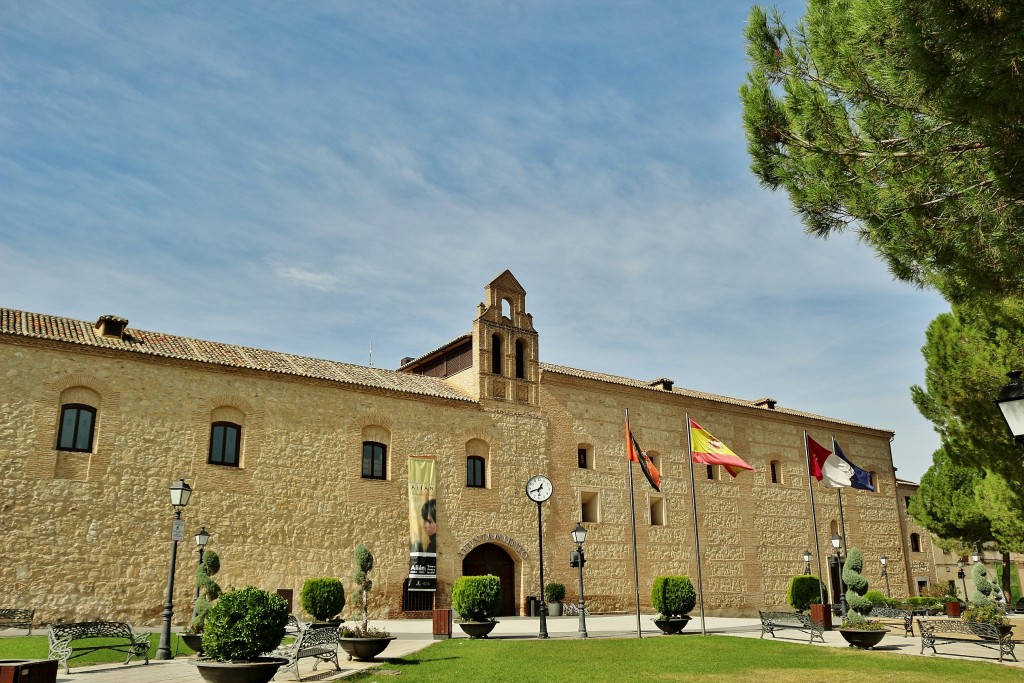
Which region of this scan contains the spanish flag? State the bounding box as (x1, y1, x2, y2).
(626, 417, 661, 491)
(689, 418, 754, 477)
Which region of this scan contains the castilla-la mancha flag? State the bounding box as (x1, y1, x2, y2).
(626, 417, 661, 491)
(689, 419, 754, 477)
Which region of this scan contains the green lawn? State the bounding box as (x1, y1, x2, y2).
(0, 633, 195, 668)
(347, 636, 1022, 683)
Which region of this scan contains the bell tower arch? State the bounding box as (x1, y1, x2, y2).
(474, 270, 539, 408)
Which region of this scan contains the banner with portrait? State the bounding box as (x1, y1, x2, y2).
(407, 455, 437, 591)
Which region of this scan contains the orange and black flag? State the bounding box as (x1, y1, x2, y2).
(626, 416, 661, 491)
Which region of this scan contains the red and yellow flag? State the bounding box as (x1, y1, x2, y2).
(689, 418, 754, 478)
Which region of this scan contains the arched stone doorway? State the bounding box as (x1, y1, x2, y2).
(462, 543, 516, 616)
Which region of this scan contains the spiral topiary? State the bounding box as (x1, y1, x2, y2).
(191, 550, 222, 632)
(842, 548, 872, 615)
(972, 562, 994, 605)
(353, 543, 375, 632)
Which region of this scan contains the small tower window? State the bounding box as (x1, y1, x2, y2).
(515, 339, 525, 379)
(491, 334, 503, 375)
(770, 460, 781, 484)
(910, 533, 921, 552)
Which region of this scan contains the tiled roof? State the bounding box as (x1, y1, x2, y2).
(0, 308, 474, 403)
(540, 362, 890, 433)
(398, 333, 472, 370)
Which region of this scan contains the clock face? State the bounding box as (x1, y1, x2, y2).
(526, 475, 553, 502)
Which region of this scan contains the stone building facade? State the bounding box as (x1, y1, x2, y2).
(1, 271, 915, 625)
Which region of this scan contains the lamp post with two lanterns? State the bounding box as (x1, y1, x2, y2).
(156, 479, 193, 661)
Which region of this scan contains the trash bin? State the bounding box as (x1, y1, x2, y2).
(432, 609, 452, 640)
(527, 595, 539, 617)
(0, 659, 58, 683)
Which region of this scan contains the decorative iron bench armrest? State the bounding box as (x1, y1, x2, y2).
(758, 610, 825, 644)
(917, 618, 1016, 663)
(0, 609, 35, 635)
(48, 621, 150, 674)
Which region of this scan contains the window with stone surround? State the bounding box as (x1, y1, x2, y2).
(869, 470, 878, 491)
(649, 494, 665, 525)
(769, 460, 781, 484)
(910, 533, 921, 552)
(361, 424, 390, 480)
(208, 422, 241, 466)
(648, 450, 662, 479)
(466, 439, 488, 488)
(706, 464, 716, 480)
(580, 489, 601, 523)
(57, 404, 96, 452)
(491, 334, 503, 375)
(515, 339, 526, 379)
(577, 443, 592, 469)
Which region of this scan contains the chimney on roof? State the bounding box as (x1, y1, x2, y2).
(400, 357, 415, 367)
(754, 397, 778, 410)
(649, 378, 674, 391)
(95, 315, 128, 340)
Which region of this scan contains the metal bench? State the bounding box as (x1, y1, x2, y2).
(918, 618, 1017, 663)
(870, 606, 914, 636)
(0, 609, 34, 635)
(758, 610, 825, 644)
(267, 624, 340, 681)
(48, 621, 150, 674)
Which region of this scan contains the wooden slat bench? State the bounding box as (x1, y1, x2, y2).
(47, 621, 150, 674)
(870, 607, 914, 636)
(758, 610, 825, 644)
(0, 609, 34, 635)
(267, 623, 340, 681)
(918, 618, 1017, 663)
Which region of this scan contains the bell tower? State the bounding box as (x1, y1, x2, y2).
(472, 270, 539, 408)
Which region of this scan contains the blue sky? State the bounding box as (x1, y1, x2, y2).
(1, 1, 948, 481)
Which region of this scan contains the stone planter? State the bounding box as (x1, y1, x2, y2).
(192, 657, 287, 683)
(458, 620, 498, 639)
(338, 636, 397, 662)
(547, 602, 563, 617)
(653, 616, 691, 634)
(181, 633, 204, 655)
(838, 629, 886, 650)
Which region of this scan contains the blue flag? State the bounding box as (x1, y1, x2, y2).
(833, 441, 875, 491)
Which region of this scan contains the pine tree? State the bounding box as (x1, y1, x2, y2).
(741, 2, 1024, 301)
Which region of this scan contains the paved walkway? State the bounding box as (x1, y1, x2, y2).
(5, 613, 1021, 682)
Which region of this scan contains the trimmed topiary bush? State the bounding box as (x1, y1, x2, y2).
(545, 582, 566, 604)
(787, 575, 826, 612)
(202, 585, 289, 662)
(972, 562, 993, 605)
(452, 575, 502, 622)
(843, 548, 872, 615)
(864, 590, 888, 607)
(651, 575, 697, 618)
(300, 577, 346, 622)
(191, 550, 222, 633)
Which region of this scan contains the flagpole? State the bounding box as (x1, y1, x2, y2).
(685, 413, 707, 636)
(803, 431, 826, 606)
(832, 437, 849, 554)
(626, 409, 642, 638)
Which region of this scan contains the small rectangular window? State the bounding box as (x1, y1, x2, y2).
(467, 456, 485, 488)
(362, 441, 387, 480)
(649, 496, 665, 526)
(57, 404, 97, 452)
(581, 490, 600, 523)
(578, 447, 588, 469)
(770, 462, 779, 484)
(706, 464, 715, 480)
(209, 422, 241, 467)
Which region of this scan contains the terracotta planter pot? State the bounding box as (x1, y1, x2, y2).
(838, 629, 886, 649)
(458, 621, 498, 639)
(653, 616, 691, 634)
(338, 636, 396, 662)
(192, 657, 286, 683)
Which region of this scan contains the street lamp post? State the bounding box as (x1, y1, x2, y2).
(156, 479, 193, 660)
(832, 533, 848, 617)
(995, 370, 1024, 452)
(192, 527, 210, 620)
(802, 549, 812, 575)
(957, 560, 968, 602)
(570, 522, 588, 639)
(880, 555, 890, 598)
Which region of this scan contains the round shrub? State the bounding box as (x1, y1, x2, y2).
(545, 582, 566, 603)
(452, 575, 502, 622)
(202, 585, 289, 662)
(842, 548, 872, 615)
(787, 575, 826, 612)
(864, 590, 888, 606)
(650, 575, 696, 618)
(300, 577, 346, 622)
